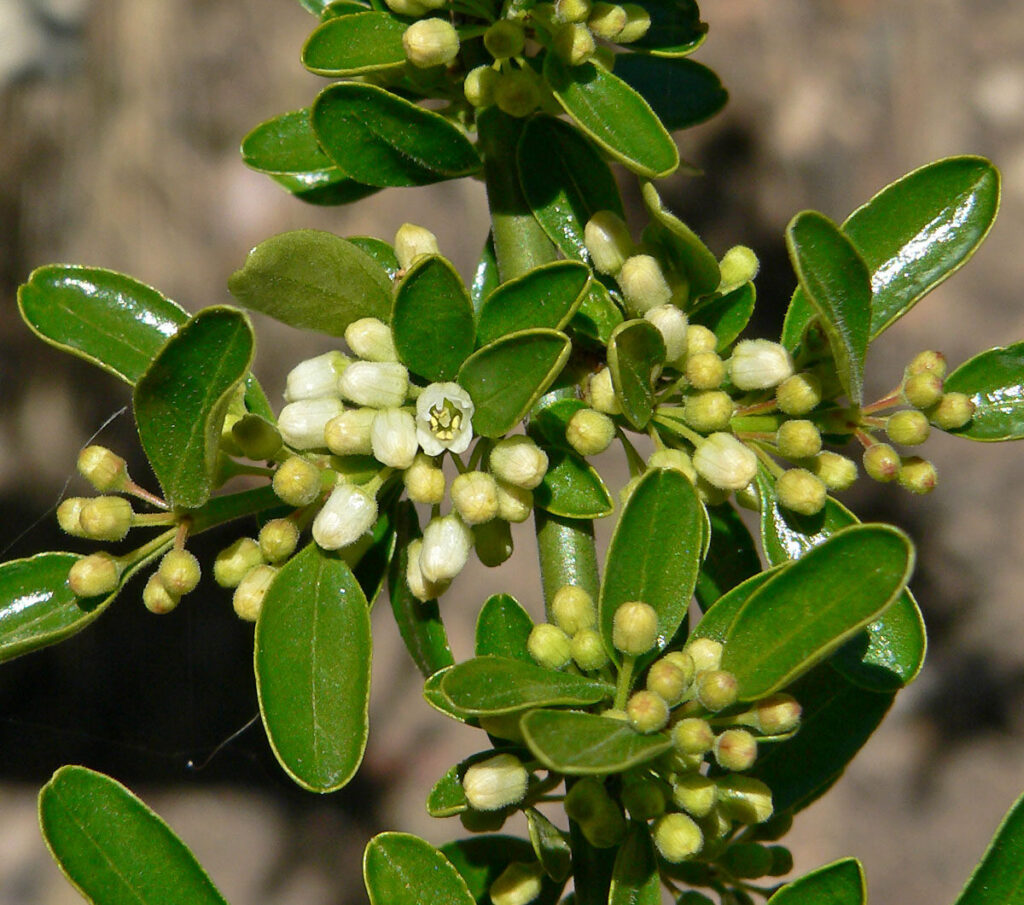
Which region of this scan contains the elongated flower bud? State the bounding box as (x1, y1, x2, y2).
(213, 538, 264, 588)
(646, 658, 689, 705)
(284, 351, 348, 403)
(553, 22, 595, 65)
(465, 65, 499, 107)
(420, 514, 473, 583)
(616, 3, 651, 41)
(716, 775, 774, 824)
(752, 693, 802, 735)
(68, 552, 121, 598)
(395, 223, 440, 270)
(673, 774, 717, 818)
(564, 778, 627, 848)
(571, 629, 608, 671)
(233, 564, 276, 622)
(405, 538, 449, 602)
(489, 862, 543, 905)
(587, 368, 622, 415)
(696, 669, 739, 712)
(489, 436, 548, 489)
(463, 753, 529, 811)
(588, 2, 626, 39)
(903, 371, 944, 409)
(278, 397, 343, 450)
(555, 0, 591, 22)
(714, 728, 758, 771)
(77, 445, 129, 492)
(339, 361, 409, 409)
(618, 254, 672, 314)
(897, 456, 937, 494)
(345, 317, 398, 363)
(929, 391, 974, 430)
(673, 717, 715, 755)
(312, 484, 378, 550)
(693, 433, 757, 492)
(79, 496, 134, 542)
(57, 498, 89, 537)
(584, 211, 633, 275)
(863, 442, 900, 483)
(648, 448, 697, 483)
(496, 482, 532, 523)
(729, 340, 794, 391)
(718, 245, 759, 292)
(232, 415, 282, 461)
(644, 304, 688, 362)
(813, 451, 857, 491)
(775, 468, 826, 516)
(325, 408, 376, 457)
(370, 408, 419, 469)
(685, 638, 723, 672)
(776, 420, 821, 459)
(887, 410, 930, 446)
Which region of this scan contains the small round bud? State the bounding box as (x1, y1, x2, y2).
(496, 482, 533, 523)
(906, 349, 947, 379)
(663, 650, 696, 686)
(646, 659, 689, 705)
(565, 408, 616, 457)
(283, 351, 348, 403)
(384, 0, 430, 15)
(775, 420, 821, 459)
(339, 361, 409, 409)
(714, 728, 758, 771)
(929, 391, 974, 430)
(570, 629, 609, 671)
(672, 717, 715, 755)
(618, 254, 672, 314)
(587, 368, 622, 415)
(405, 539, 449, 602)
(653, 813, 703, 862)
(672, 774, 717, 818)
(729, 340, 795, 391)
(685, 638, 723, 672)
(232, 416, 283, 461)
(616, 3, 651, 42)
(685, 325, 718, 357)
(68, 552, 121, 598)
(272, 456, 322, 507)
(555, 0, 591, 22)
(483, 20, 525, 59)
(886, 409, 930, 446)
(612, 601, 659, 656)
(693, 433, 757, 492)
(213, 538, 264, 588)
(463, 753, 529, 811)
(584, 211, 633, 275)
(685, 351, 726, 390)
(897, 456, 937, 494)
(903, 371, 944, 409)
(564, 778, 627, 849)
(528, 623, 573, 670)
(370, 408, 419, 469)
(683, 391, 735, 433)
(77, 446, 128, 492)
(722, 843, 773, 879)
(420, 514, 473, 583)
(57, 498, 89, 537)
(345, 317, 397, 363)
(553, 22, 595, 65)
(142, 573, 179, 615)
(278, 397, 343, 450)
(776, 372, 822, 416)
(587, 2, 626, 39)
(622, 777, 667, 820)
(233, 564, 277, 622)
(551, 585, 596, 635)
(863, 442, 900, 483)
(489, 436, 548, 489)
(403, 19, 460, 69)
(158, 549, 201, 596)
(644, 304, 688, 362)
(395, 223, 440, 271)
(752, 693, 802, 735)
(766, 845, 795, 876)
(626, 689, 670, 733)
(812, 451, 858, 491)
(403, 453, 446, 504)
(775, 468, 827, 516)
(715, 775, 773, 824)
(494, 68, 541, 118)
(489, 862, 543, 905)
(79, 496, 134, 542)
(648, 448, 697, 483)
(312, 483, 378, 550)
(450, 471, 499, 525)
(325, 408, 376, 457)
(259, 518, 300, 564)
(696, 669, 739, 712)
(718, 245, 760, 293)
(464, 65, 499, 107)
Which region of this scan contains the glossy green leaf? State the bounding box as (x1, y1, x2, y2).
(39, 766, 227, 905)
(521, 709, 671, 774)
(298, 0, 334, 13)
(543, 56, 679, 179)
(458, 329, 571, 437)
(18, 265, 187, 384)
(527, 809, 572, 882)
(692, 568, 782, 644)
(694, 503, 762, 609)
(349, 236, 400, 280)
(134, 307, 253, 509)
(600, 468, 703, 662)
(312, 83, 480, 186)
(228, 229, 391, 335)
(438, 656, 612, 717)
(607, 319, 666, 429)
(477, 261, 589, 346)
(622, 0, 706, 55)
(423, 667, 476, 725)
(535, 449, 615, 519)
(345, 497, 398, 605)
(785, 210, 872, 404)
(302, 12, 407, 75)
(442, 835, 564, 905)
(944, 343, 1024, 441)
(723, 524, 914, 701)
(572, 279, 625, 346)
(471, 234, 500, 315)
(427, 765, 468, 818)
(640, 182, 720, 299)
(517, 115, 624, 262)
(614, 56, 726, 131)
(690, 283, 756, 352)
(475, 593, 535, 662)
(320, 0, 374, 18)
(392, 255, 475, 381)
(255, 543, 371, 792)
(758, 473, 926, 691)
(608, 823, 660, 905)
(955, 793, 1024, 905)
(770, 858, 866, 905)
(364, 833, 475, 905)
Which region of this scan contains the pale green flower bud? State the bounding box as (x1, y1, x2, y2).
(554, 22, 595, 65)
(775, 372, 822, 415)
(648, 448, 697, 483)
(278, 397, 343, 449)
(570, 628, 609, 671)
(685, 638, 723, 672)
(416, 381, 475, 455)
(259, 518, 300, 564)
(718, 245, 760, 294)
(729, 340, 795, 391)
(79, 496, 134, 542)
(584, 210, 633, 275)
(682, 390, 734, 433)
(672, 717, 714, 755)
(233, 564, 276, 622)
(272, 456, 322, 507)
(775, 419, 821, 459)
(213, 538, 264, 588)
(714, 728, 758, 771)
(384, 0, 430, 16)
(618, 254, 672, 314)
(622, 777, 667, 820)
(395, 223, 440, 271)
(283, 351, 348, 403)
(752, 693, 802, 735)
(158, 549, 201, 596)
(897, 456, 937, 494)
(696, 669, 739, 712)
(345, 317, 398, 363)
(903, 371, 944, 409)
(587, 368, 622, 415)
(403, 453, 446, 504)
(812, 451, 857, 491)
(775, 468, 826, 516)
(555, 0, 591, 22)
(232, 415, 283, 461)
(673, 774, 717, 817)
(653, 813, 703, 862)
(863, 442, 900, 483)
(68, 552, 121, 598)
(325, 408, 376, 456)
(403, 18, 460, 68)
(686, 351, 726, 390)
(450, 471, 499, 524)
(484, 20, 525, 59)
(312, 484, 378, 550)
(77, 445, 129, 492)
(693, 433, 757, 492)
(566, 408, 616, 457)
(489, 436, 548, 489)
(612, 600, 659, 655)
(57, 498, 88, 537)
(616, 3, 651, 41)
(489, 862, 544, 905)
(528, 623, 573, 669)
(496, 481, 533, 523)
(494, 68, 541, 118)
(644, 304, 688, 361)
(905, 349, 947, 379)
(929, 391, 974, 430)
(886, 409, 930, 446)
(627, 689, 669, 733)
(464, 65, 499, 107)
(405, 538, 449, 601)
(370, 408, 419, 469)
(463, 753, 529, 811)
(646, 658, 689, 705)
(142, 573, 179, 615)
(663, 650, 696, 684)
(339, 361, 409, 408)
(564, 778, 627, 848)
(685, 324, 718, 357)
(420, 513, 473, 583)
(715, 775, 773, 824)
(551, 584, 596, 634)
(587, 2, 626, 38)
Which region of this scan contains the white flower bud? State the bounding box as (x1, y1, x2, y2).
(233, 564, 276, 622)
(693, 433, 757, 492)
(648, 448, 696, 483)
(403, 453, 446, 504)
(496, 482, 533, 523)
(370, 408, 419, 469)
(284, 351, 348, 403)
(462, 753, 529, 811)
(644, 304, 688, 361)
(339, 361, 409, 408)
(685, 324, 718, 357)
(419, 514, 473, 583)
(587, 368, 621, 415)
(584, 211, 633, 275)
(451, 471, 500, 524)
(618, 254, 672, 314)
(416, 382, 475, 455)
(405, 538, 449, 602)
(278, 397, 343, 450)
(489, 436, 548, 489)
(77, 445, 129, 492)
(395, 223, 440, 271)
(729, 340, 795, 391)
(384, 0, 430, 15)
(403, 18, 460, 69)
(345, 317, 398, 363)
(312, 484, 379, 550)
(325, 408, 376, 456)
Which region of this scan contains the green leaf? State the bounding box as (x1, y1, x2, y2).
(692, 568, 782, 644)
(477, 261, 589, 346)
(472, 234, 500, 316)
(345, 499, 398, 605)
(785, 210, 872, 403)
(134, 307, 254, 509)
(758, 473, 926, 691)
(302, 12, 407, 75)
(543, 56, 679, 179)
(18, 265, 188, 384)
(640, 181, 721, 299)
(608, 822, 660, 905)
(944, 343, 1024, 441)
(521, 710, 671, 774)
(621, 0, 706, 55)
(614, 56, 726, 131)
(298, 0, 334, 13)
(427, 764, 468, 818)
(475, 593, 535, 662)
(690, 283, 756, 352)
(722, 524, 914, 701)
(349, 236, 401, 280)
(600, 468, 704, 663)
(607, 319, 666, 429)
(364, 833, 476, 905)
(438, 656, 612, 717)
(312, 83, 481, 187)
(572, 279, 625, 346)
(517, 115, 625, 262)
(535, 448, 615, 519)
(392, 255, 475, 381)
(423, 666, 477, 725)
(458, 329, 571, 437)
(694, 503, 762, 609)
(527, 809, 572, 882)
(442, 835, 564, 905)
(769, 858, 866, 905)
(38, 766, 228, 905)
(955, 793, 1024, 905)
(228, 229, 392, 335)
(255, 543, 371, 792)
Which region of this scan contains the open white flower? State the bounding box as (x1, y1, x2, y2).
(416, 382, 475, 456)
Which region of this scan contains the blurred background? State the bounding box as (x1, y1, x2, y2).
(1, 0, 1023, 902)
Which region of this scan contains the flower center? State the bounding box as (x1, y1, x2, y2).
(429, 399, 463, 441)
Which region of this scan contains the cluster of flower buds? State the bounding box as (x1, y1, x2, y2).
(533, 0, 652, 67)
(210, 518, 302, 622)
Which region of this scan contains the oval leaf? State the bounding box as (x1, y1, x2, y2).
(623, 0, 705, 56)
(608, 823, 660, 905)
(614, 55, 726, 131)
(944, 342, 1024, 441)
(722, 524, 914, 700)
(521, 709, 671, 774)
(302, 12, 407, 75)
(770, 858, 866, 905)
(693, 568, 782, 644)
(955, 793, 1024, 905)
(427, 764, 468, 818)
(690, 283, 756, 352)
(134, 307, 254, 509)
(477, 261, 589, 346)
(543, 55, 678, 179)
(255, 543, 371, 792)
(364, 833, 476, 905)
(312, 83, 481, 186)
(572, 279, 625, 346)
(535, 449, 614, 519)
(18, 265, 187, 384)
(475, 593, 535, 662)
(607, 319, 666, 430)
(527, 809, 572, 882)
(640, 181, 721, 300)
(694, 503, 763, 610)
(39, 766, 227, 905)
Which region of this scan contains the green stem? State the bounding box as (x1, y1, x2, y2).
(614, 655, 636, 710)
(534, 510, 600, 616)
